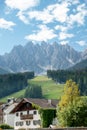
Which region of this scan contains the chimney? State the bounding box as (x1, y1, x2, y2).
(7, 97, 15, 105)
(7, 98, 11, 103)
(48, 99, 51, 105)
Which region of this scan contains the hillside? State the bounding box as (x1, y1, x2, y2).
(0, 76, 64, 102)
(47, 69, 87, 95)
(0, 72, 34, 98)
(0, 67, 10, 74)
(69, 59, 87, 70)
(28, 76, 64, 99)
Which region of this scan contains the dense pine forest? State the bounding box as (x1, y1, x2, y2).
(47, 69, 87, 95)
(0, 72, 34, 98)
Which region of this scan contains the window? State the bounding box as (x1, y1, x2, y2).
(33, 110, 37, 114)
(37, 120, 41, 125)
(15, 122, 23, 126)
(27, 110, 29, 115)
(15, 122, 19, 126)
(26, 103, 30, 108)
(33, 120, 37, 125)
(26, 121, 31, 126)
(20, 112, 23, 116)
(33, 120, 41, 125)
(16, 113, 19, 116)
(20, 122, 23, 126)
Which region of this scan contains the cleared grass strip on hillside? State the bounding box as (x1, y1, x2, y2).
(0, 76, 64, 102)
(28, 76, 64, 99)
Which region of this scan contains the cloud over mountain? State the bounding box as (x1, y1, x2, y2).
(0, 0, 87, 54)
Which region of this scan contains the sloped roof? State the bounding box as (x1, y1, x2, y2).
(3, 103, 18, 114)
(25, 98, 58, 108)
(1, 98, 21, 113)
(11, 98, 59, 113)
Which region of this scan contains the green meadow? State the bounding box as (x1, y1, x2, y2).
(29, 76, 64, 99)
(0, 76, 64, 102)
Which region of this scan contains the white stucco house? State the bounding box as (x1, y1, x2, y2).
(10, 98, 58, 130)
(2, 98, 19, 127)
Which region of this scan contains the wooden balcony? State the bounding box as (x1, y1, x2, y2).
(21, 114, 33, 120)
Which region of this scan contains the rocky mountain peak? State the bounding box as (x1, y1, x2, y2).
(0, 42, 82, 74)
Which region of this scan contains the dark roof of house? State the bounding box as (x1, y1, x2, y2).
(24, 98, 59, 108)
(11, 98, 59, 113)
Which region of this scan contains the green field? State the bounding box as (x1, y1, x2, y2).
(29, 76, 64, 99)
(0, 76, 64, 102)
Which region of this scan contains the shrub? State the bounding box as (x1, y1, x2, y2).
(39, 108, 56, 128)
(0, 124, 13, 129)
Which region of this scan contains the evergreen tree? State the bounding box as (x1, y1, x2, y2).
(24, 84, 43, 98)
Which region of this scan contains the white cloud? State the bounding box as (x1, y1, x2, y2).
(69, 4, 87, 25)
(25, 25, 57, 42)
(58, 0, 79, 5)
(0, 18, 16, 30)
(51, 2, 69, 23)
(59, 32, 74, 40)
(77, 40, 87, 46)
(5, 0, 39, 11)
(5, 0, 39, 24)
(27, 0, 86, 26)
(55, 25, 68, 32)
(26, 1, 69, 24)
(71, 0, 79, 4)
(17, 11, 29, 24)
(28, 9, 53, 24)
(60, 41, 68, 45)
(68, 0, 79, 5)
(5, 0, 87, 33)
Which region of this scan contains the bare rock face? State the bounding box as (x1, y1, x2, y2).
(82, 48, 87, 60)
(0, 42, 82, 74)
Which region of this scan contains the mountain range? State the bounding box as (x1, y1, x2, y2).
(0, 41, 87, 74)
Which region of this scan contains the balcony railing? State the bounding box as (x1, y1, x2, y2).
(21, 114, 33, 120)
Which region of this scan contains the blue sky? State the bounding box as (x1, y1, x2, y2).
(0, 0, 87, 55)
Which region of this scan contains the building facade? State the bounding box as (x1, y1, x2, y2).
(11, 98, 58, 129)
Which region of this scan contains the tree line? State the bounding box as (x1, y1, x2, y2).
(0, 72, 34, 98)
(47, 69, 87, 95)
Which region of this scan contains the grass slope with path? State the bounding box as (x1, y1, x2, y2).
(29, 76, 64, 99)
(0, 76, 64, 102)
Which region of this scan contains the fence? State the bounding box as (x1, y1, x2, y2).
(28, 128, 87, 130)
(2, 128, 87, 130)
